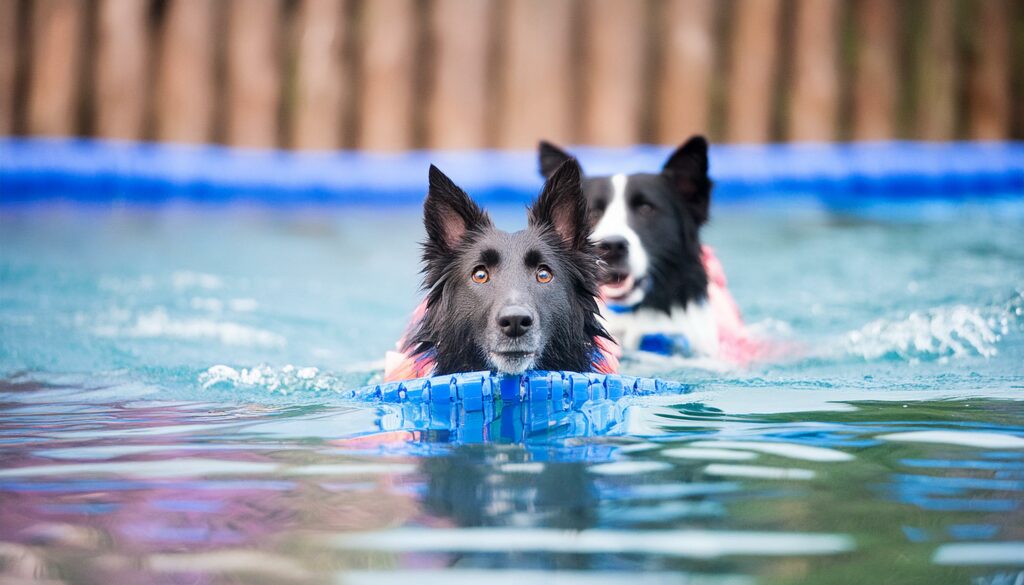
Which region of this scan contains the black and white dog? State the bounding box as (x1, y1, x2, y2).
(538, 136, 743, 359)
(384, 159, 617, 380)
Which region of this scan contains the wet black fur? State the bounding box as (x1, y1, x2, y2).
(406, 161, 611, 375)
(539, 136, 714, 313)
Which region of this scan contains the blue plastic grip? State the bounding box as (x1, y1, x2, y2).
(360, 371, 688, 407)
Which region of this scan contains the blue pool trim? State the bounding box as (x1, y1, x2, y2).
(354, 371, 688, 411)
(1, 138, 1021, 206)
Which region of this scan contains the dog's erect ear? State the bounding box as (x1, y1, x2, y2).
(538, 140, 576, 179)
(530, 158, 588, 250)
(662, 135, 712, 225)
(424, 165, 492, 251)
(663, 135, 709, 178)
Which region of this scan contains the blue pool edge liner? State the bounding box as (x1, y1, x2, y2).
(1, 137, 1022, 205)
(353, 371, 688, 411)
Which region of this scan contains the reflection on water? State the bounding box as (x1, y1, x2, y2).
(2, 205, 1023, 582)
(2, 378, 1022, 584)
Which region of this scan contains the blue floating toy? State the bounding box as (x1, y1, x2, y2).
(358, 371, 688, 410)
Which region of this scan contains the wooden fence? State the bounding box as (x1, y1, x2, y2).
(0, 0, 1020, 151)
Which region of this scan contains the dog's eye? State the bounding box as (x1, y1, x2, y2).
(471, 267, 489, 284)
(536, 266, 553, 284)
(631, 196, 655, 215)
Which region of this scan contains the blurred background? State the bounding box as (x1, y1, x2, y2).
(0, 0, 1021, 152)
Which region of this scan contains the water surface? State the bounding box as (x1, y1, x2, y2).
(1, 201, 1022, 584)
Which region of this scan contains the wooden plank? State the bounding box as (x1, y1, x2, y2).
(154, 0, 216, 144)
(94, 0, 150, 140)
(356, 0, 417, 151)
(655, 0, 715, 143)
(1017, 3, 1024, 140)
(915, 0, 957, 140)
(726, 0, 783, 143)
(851, 0, 898, 140)
(0, 0, 17, 135)
(1018, 4, 1024, 140)
(25, 0, 85, 136)
(788, 0, 840, 141)
(291, 0, 348, 150)
(225, 0, 283, 148)
(580, 0, 646, 146)
(495, 0, 574, 149)
(967, 0, 1010, 140)
(425, 0, 495, 149)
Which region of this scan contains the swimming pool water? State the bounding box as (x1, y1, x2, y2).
(2, 201, 1023, 584)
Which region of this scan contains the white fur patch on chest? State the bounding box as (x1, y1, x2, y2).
(602, 302, 720, 357)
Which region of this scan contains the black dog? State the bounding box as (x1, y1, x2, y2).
(538, 137, 726, 356)
(387, 160, 615, 378)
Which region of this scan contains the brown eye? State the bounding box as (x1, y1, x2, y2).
(631, 196, 655, 215)
(471, 267, 489, 284)
(536, 266, 553, 283)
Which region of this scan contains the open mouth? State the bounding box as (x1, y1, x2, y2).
(600, 271, 637, 301)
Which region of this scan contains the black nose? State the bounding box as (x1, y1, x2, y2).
(597, 237, 629, 262)
(497, 307, 534, 338)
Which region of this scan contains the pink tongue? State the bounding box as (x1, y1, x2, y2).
(600, 274, 635, 301)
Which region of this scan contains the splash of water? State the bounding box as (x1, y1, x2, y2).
(199, 364, 357, 394)
(842, 298, 1019, 362)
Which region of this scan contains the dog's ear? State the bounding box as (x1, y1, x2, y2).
(662, 135, 712, 225)
(530, 158, 588, 250)
(424, 165, 492, 252)
(538, 140, 576, 179)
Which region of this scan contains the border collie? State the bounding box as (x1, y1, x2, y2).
(384, 160, 618, 381)
(538, 136, 749, 361)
